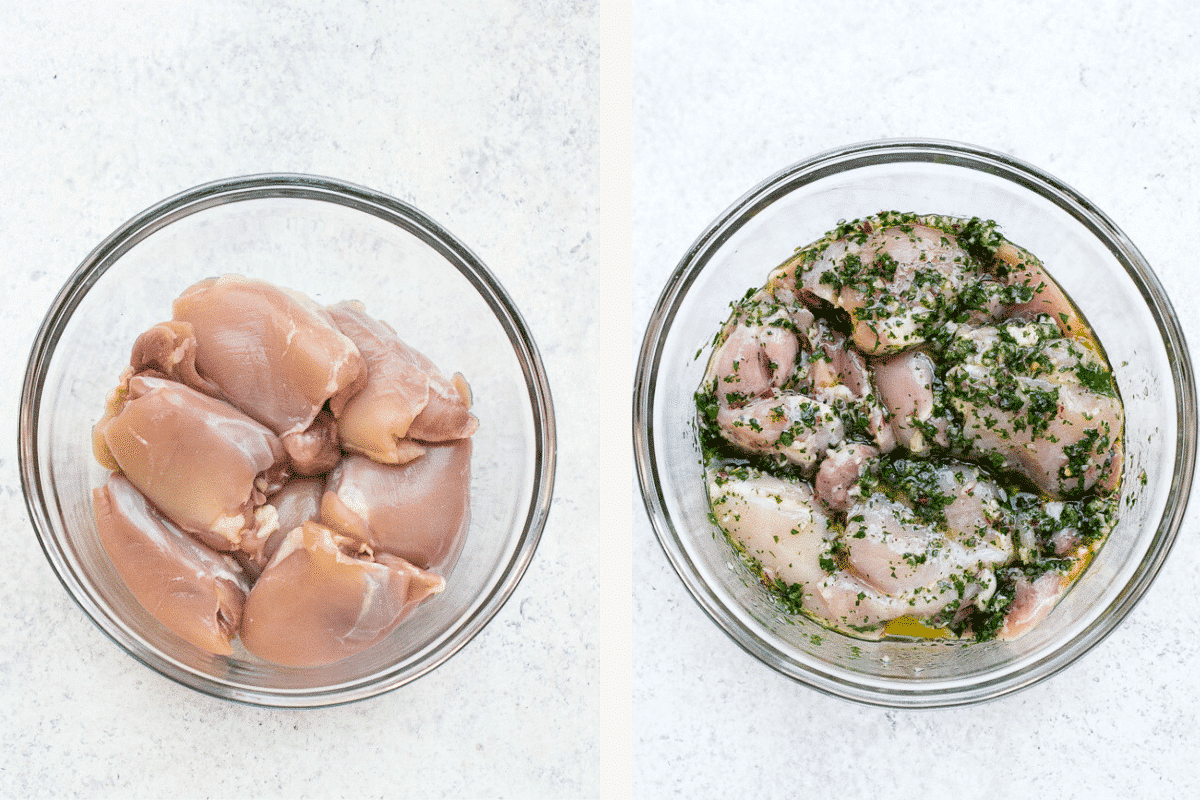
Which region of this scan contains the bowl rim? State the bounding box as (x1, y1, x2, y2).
(20, 172, 557, 707)
(633, 137, 1197, 708)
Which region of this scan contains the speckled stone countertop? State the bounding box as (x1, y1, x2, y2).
(634, 1, 1200, 798)
(8, 0, 1200, 797)
(0, 2, 601, 798)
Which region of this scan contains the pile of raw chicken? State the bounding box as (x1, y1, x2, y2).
(699, 213, 1123, 642)
(92, 275, 476, 666)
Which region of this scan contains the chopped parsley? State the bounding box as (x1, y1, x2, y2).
(697, 211, 1124, 646)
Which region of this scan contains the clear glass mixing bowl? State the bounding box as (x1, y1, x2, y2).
(21, 174, 556, 707)
(634, 139, 1195, 707)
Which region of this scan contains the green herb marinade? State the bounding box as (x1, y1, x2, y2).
(699, 212, 1124, 643)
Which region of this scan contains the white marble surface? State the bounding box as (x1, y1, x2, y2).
(634, 1, 1200, 798)
(0, 2, 601, 798)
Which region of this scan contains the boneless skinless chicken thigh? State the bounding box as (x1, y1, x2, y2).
(240, 522, 444, 667)
(91, 276, 476, 665)
(172, 275, 366, 437)
(322, 443, 472, 574)
(326, 300, 478, 462)
(700, 213, 1124, 642)
(94, 474, 250, 656)
(95, 374, 287, 552)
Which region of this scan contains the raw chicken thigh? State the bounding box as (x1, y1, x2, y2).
(239, 522, 443, 667)
(280, 408, 342, 476)
(125, 319, 225, 400)
(322, 442, 471, 574)
(95, 374, 287, 552)
(237, 477, 327, 579)
(94, 474, 249, 656)
(328, 300, 477, 462)
(269, 477, 326, 536)
(91, 276, 478, 664)
(698, 212, 1123, 642)
(172, 275, 365, 436)
(405, 367, 477, 442)
(123, 305, 347, 476)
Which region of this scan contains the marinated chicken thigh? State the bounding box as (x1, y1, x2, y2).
(715, 394, 845, 473)
(699, 212, 1123, 642)
(708, 466, 1008, 635)
(833, 461, 1011, 632)
(814, 442, 878, 512)
(944, 317, 1122, 498)
(707, 468, 831, 590)
(777, 220, 976, 355)
(94, 474, 249, 656)
(999, 572, 1065, 639)
(703, 289, 803, 406)
(874, 348, 950, 454)
(995, 241, 1084, 337)
(703, 290, 893, 471)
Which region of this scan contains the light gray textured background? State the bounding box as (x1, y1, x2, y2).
(6, 0, 1200, 797)
(1, 2, 600, 799)
(634, 1, 1200, 798)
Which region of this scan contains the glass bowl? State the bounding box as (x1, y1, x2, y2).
(21, 174, 556, 707)
(634, 139, 1196, 707)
